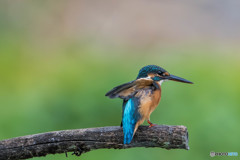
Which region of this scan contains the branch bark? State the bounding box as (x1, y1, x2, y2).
(0, 125, 189, 160)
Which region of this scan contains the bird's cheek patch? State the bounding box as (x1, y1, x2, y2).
(163, 72, 170, 76)
(147, 73, 158, 78)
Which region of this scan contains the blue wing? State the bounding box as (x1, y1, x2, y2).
(122, 98, 141, 144)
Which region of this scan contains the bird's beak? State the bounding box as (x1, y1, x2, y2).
(166, 75, 193, 84)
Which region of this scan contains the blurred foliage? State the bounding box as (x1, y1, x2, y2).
(0, 1, 240, 160)
(1, 40, 240, 160)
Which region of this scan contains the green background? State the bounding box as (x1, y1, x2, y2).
(0, 1, 240, 160)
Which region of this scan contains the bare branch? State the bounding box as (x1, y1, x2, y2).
(0, 125, 189, 160)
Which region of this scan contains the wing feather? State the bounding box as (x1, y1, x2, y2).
(105, 78, 154, 100)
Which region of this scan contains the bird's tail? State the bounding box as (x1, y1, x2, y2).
(122, 99, 137, 144)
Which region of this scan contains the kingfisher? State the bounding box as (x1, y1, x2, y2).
(105, 65, 193, 144)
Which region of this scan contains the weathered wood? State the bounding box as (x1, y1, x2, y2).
(0, 125, 189, 160)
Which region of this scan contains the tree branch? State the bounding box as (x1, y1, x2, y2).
(0, 125, 189, 160)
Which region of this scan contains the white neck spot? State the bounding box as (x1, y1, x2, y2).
(159, 80, 167, 85)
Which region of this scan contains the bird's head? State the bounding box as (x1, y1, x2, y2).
(137, 65, 193, 84)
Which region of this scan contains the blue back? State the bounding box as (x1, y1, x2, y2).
(122, 98, 141, 144)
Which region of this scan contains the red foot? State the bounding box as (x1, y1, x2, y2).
(147, 120, 157, 128)
(149, 123, 156, 128)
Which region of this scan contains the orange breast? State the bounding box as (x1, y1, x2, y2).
(133, 85, 161, 134)
(149, 88, 161, 116)
(138, 85, 161, 121)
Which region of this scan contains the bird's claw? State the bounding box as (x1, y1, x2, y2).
(147, 120, 157, 128)
(148, 123, 156, 128)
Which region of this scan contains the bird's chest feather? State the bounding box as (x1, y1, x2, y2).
(136, 87, 161, 120)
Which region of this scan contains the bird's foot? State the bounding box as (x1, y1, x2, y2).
(147, 120, 156, 128)
(149, 123, 156, 128)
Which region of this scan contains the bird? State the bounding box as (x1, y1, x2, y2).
(105, 65, 193, 144)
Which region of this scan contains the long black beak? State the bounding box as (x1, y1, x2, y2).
(167, 75, 193, 84)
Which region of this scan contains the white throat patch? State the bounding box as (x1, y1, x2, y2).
(159, 80, 167, 85)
